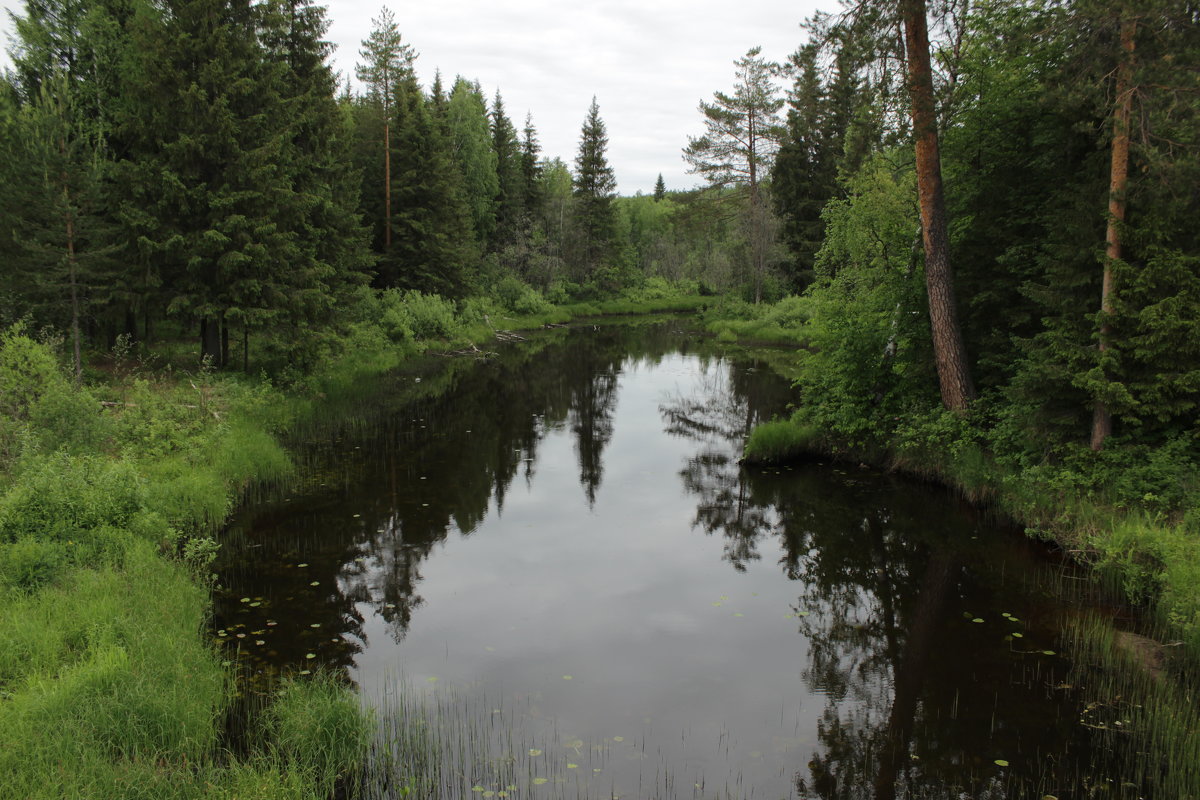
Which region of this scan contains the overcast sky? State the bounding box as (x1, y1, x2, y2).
(1, 0, 830, 194)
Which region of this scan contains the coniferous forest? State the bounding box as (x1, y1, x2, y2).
(1, 0, 1199, 797)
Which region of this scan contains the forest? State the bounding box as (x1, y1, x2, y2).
(0, 0, 1198, 797)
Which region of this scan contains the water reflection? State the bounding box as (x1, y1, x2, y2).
(215, 321, 1133, 799)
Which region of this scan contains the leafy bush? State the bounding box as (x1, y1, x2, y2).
(0, 323, 64, 422)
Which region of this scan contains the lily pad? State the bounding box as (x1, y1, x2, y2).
(994, 759, 1010, 767)
(305, 653, 315, 659)
(528, 749, 543, 757)
(562, 675, 573, 680)
(532, 778, 548, 785)
(972, 618, 984, 623)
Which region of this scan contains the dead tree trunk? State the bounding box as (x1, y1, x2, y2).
(1090, 14, 1136, 451)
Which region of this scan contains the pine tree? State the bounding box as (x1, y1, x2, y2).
(355, 6, 415, 253)
(900, 0, 975, 410)
(5, 73, 117, 382)
(573, 97, 617, 281)
(684, 47, 784, 302)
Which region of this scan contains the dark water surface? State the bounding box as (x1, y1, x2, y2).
(215, 321, 1136, 799)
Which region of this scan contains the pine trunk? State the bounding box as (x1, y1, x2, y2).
(384, 119, 392, 250)
(901, 0, 975, 412)
(1090, 14, 1136, 451)
(66, 208, 82, 388)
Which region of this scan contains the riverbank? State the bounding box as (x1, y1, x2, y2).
(724, 297, 1200, 798)
(0, 289, 708, 799)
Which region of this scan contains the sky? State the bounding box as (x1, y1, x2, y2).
(0, 0, 829, 195)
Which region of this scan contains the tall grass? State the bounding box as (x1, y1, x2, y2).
(1058, 612, 1200, 798)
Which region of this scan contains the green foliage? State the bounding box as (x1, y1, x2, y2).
(0, 322, 64, 422)
(791, 152, 935, 445)
(494, 276, 553, 315)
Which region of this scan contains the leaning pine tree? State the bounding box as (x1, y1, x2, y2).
(900, 0, 975, 411)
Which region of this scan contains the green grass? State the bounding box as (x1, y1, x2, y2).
(743, 419, 824, 464)
(255, 673, 374, 796)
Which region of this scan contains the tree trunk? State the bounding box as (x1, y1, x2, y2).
(200, 317, 222, 367)
(872, 548, 958, 800)
(384, 118, 392, 250)
(901, 0, 975, 412)
(59, 140, 83, 388)
(66, 208, 82, 388)
(1090, 14, 1136, 451)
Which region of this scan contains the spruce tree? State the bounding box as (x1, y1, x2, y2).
(491, 90, 524, 247)
(113, 0, 292, 365)
(653, 173, 666, 202)
(519, 112, 542, 211)
(255, 0, 372, 366)
(573, 97, 617, 281)
(384, 73, 474, 296)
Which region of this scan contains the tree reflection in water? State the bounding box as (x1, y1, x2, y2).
(660, 357, 1068, 799)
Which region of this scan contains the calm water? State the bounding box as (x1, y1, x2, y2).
(215, 321, 1135, 800)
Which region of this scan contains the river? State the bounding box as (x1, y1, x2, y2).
(214, 319, 1150, 800)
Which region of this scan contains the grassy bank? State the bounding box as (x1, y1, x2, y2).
(724, 295, 1200, 796)
(708, 295, 1199, 656)
(0, 280, 707, 799)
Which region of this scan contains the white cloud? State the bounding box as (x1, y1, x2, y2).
(1, 0, 830, 193)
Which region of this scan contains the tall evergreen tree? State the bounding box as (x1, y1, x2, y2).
(519, 111, 542, 211)
(573, 96, 617, 281)
(5, 72, 116, 382)
(684, 47, 784, 302)
(490, 90, 524, 247)
(901, 0, 975, 411)
(355, 6, 415, 253)
(254, 0, 372, 365)
(384, 73, 474, 296)
(113, 0, 294, 364)
(653, 173, 666, 201)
